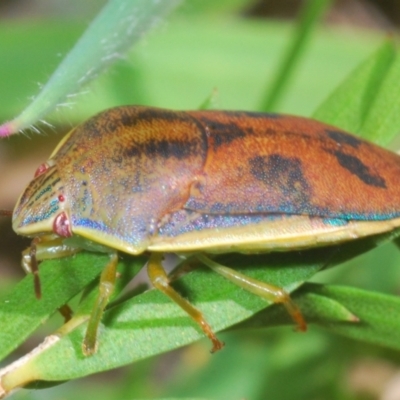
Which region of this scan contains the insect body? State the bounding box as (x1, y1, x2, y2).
(12, 106, 400, 355)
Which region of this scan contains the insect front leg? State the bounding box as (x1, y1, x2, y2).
(22, 234, 81, 299)
(197, 254, 307, 332)
(147, 253, 224, 353)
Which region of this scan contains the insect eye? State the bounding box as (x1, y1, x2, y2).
(53, 211, 72, 237)
(34, 163, 50, 178)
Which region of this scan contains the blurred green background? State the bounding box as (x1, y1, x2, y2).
(1, 0, 400, 399)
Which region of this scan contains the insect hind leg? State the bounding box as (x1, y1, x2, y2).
(197, 254, 307, 332)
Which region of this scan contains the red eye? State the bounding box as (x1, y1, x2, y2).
(58, 194, 65, 202)
(34, 163, 50, 178)
(53, 212, 72, 237)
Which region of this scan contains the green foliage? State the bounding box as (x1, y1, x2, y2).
(1, 1, 400, 399)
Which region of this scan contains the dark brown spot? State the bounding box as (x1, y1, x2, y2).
(249, 154, 311, 206)
(325, 129, 362, 148)
(119, 108, 191, 128)
(224, 111, 282, 119)
(139, 108, 189, 123)
(332, 150, 386, 188)
(119, 110, 138, 127)
(124, 139, 200, 160)
(199, 118, 246, 149)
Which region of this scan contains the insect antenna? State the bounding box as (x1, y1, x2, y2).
(0, 210, 12, 217)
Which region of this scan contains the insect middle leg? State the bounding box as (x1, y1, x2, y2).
(147, 253, 224, 353)
(83, 252, 119, 356)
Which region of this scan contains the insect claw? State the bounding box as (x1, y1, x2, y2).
(82, 338, 97, 357)
(210, 338, 225, 353)
(282, 299, 307, 332)
(58, 304, 73, 322)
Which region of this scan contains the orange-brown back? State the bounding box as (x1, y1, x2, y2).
(185, 110, 400, 220)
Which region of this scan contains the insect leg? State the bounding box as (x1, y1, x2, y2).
(24, 239, 41, 298)
(147, 253, 224, 353)
(58, 304, 74, 321)
(22, 235, 81, 320)
(83, 252, 118, 356)
(197, 254, 307, 332)
(22, 235, 81, 296)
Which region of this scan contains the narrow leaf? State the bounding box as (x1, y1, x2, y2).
(0, 253, 105, 360)
(260, 0, 332, 111)
(0, 235, 388, 389)
(361, 49, 400, 146)
(0, 0, 182, 137)
(239, 283, 400, 351)
(313, 40, 396, 135)
(0, 253, 145, 361)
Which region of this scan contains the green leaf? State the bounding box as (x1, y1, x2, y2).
(0, 235, 388, 390)
(0, 252, 321, 390)
(0, 253, 145, 361)
(260, 0, 332, 111)
(313, 40, 396, 135)
(0, 253, 105, 360)
(361, 48, 400, 147)
(0, 17, 383, 122)
(238, 283, 400, 351)
(0, 0, 182, 137)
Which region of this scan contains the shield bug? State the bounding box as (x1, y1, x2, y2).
(11, 106, 400, 355)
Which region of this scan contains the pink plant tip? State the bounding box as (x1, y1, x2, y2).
(0, 122, 15, 138)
